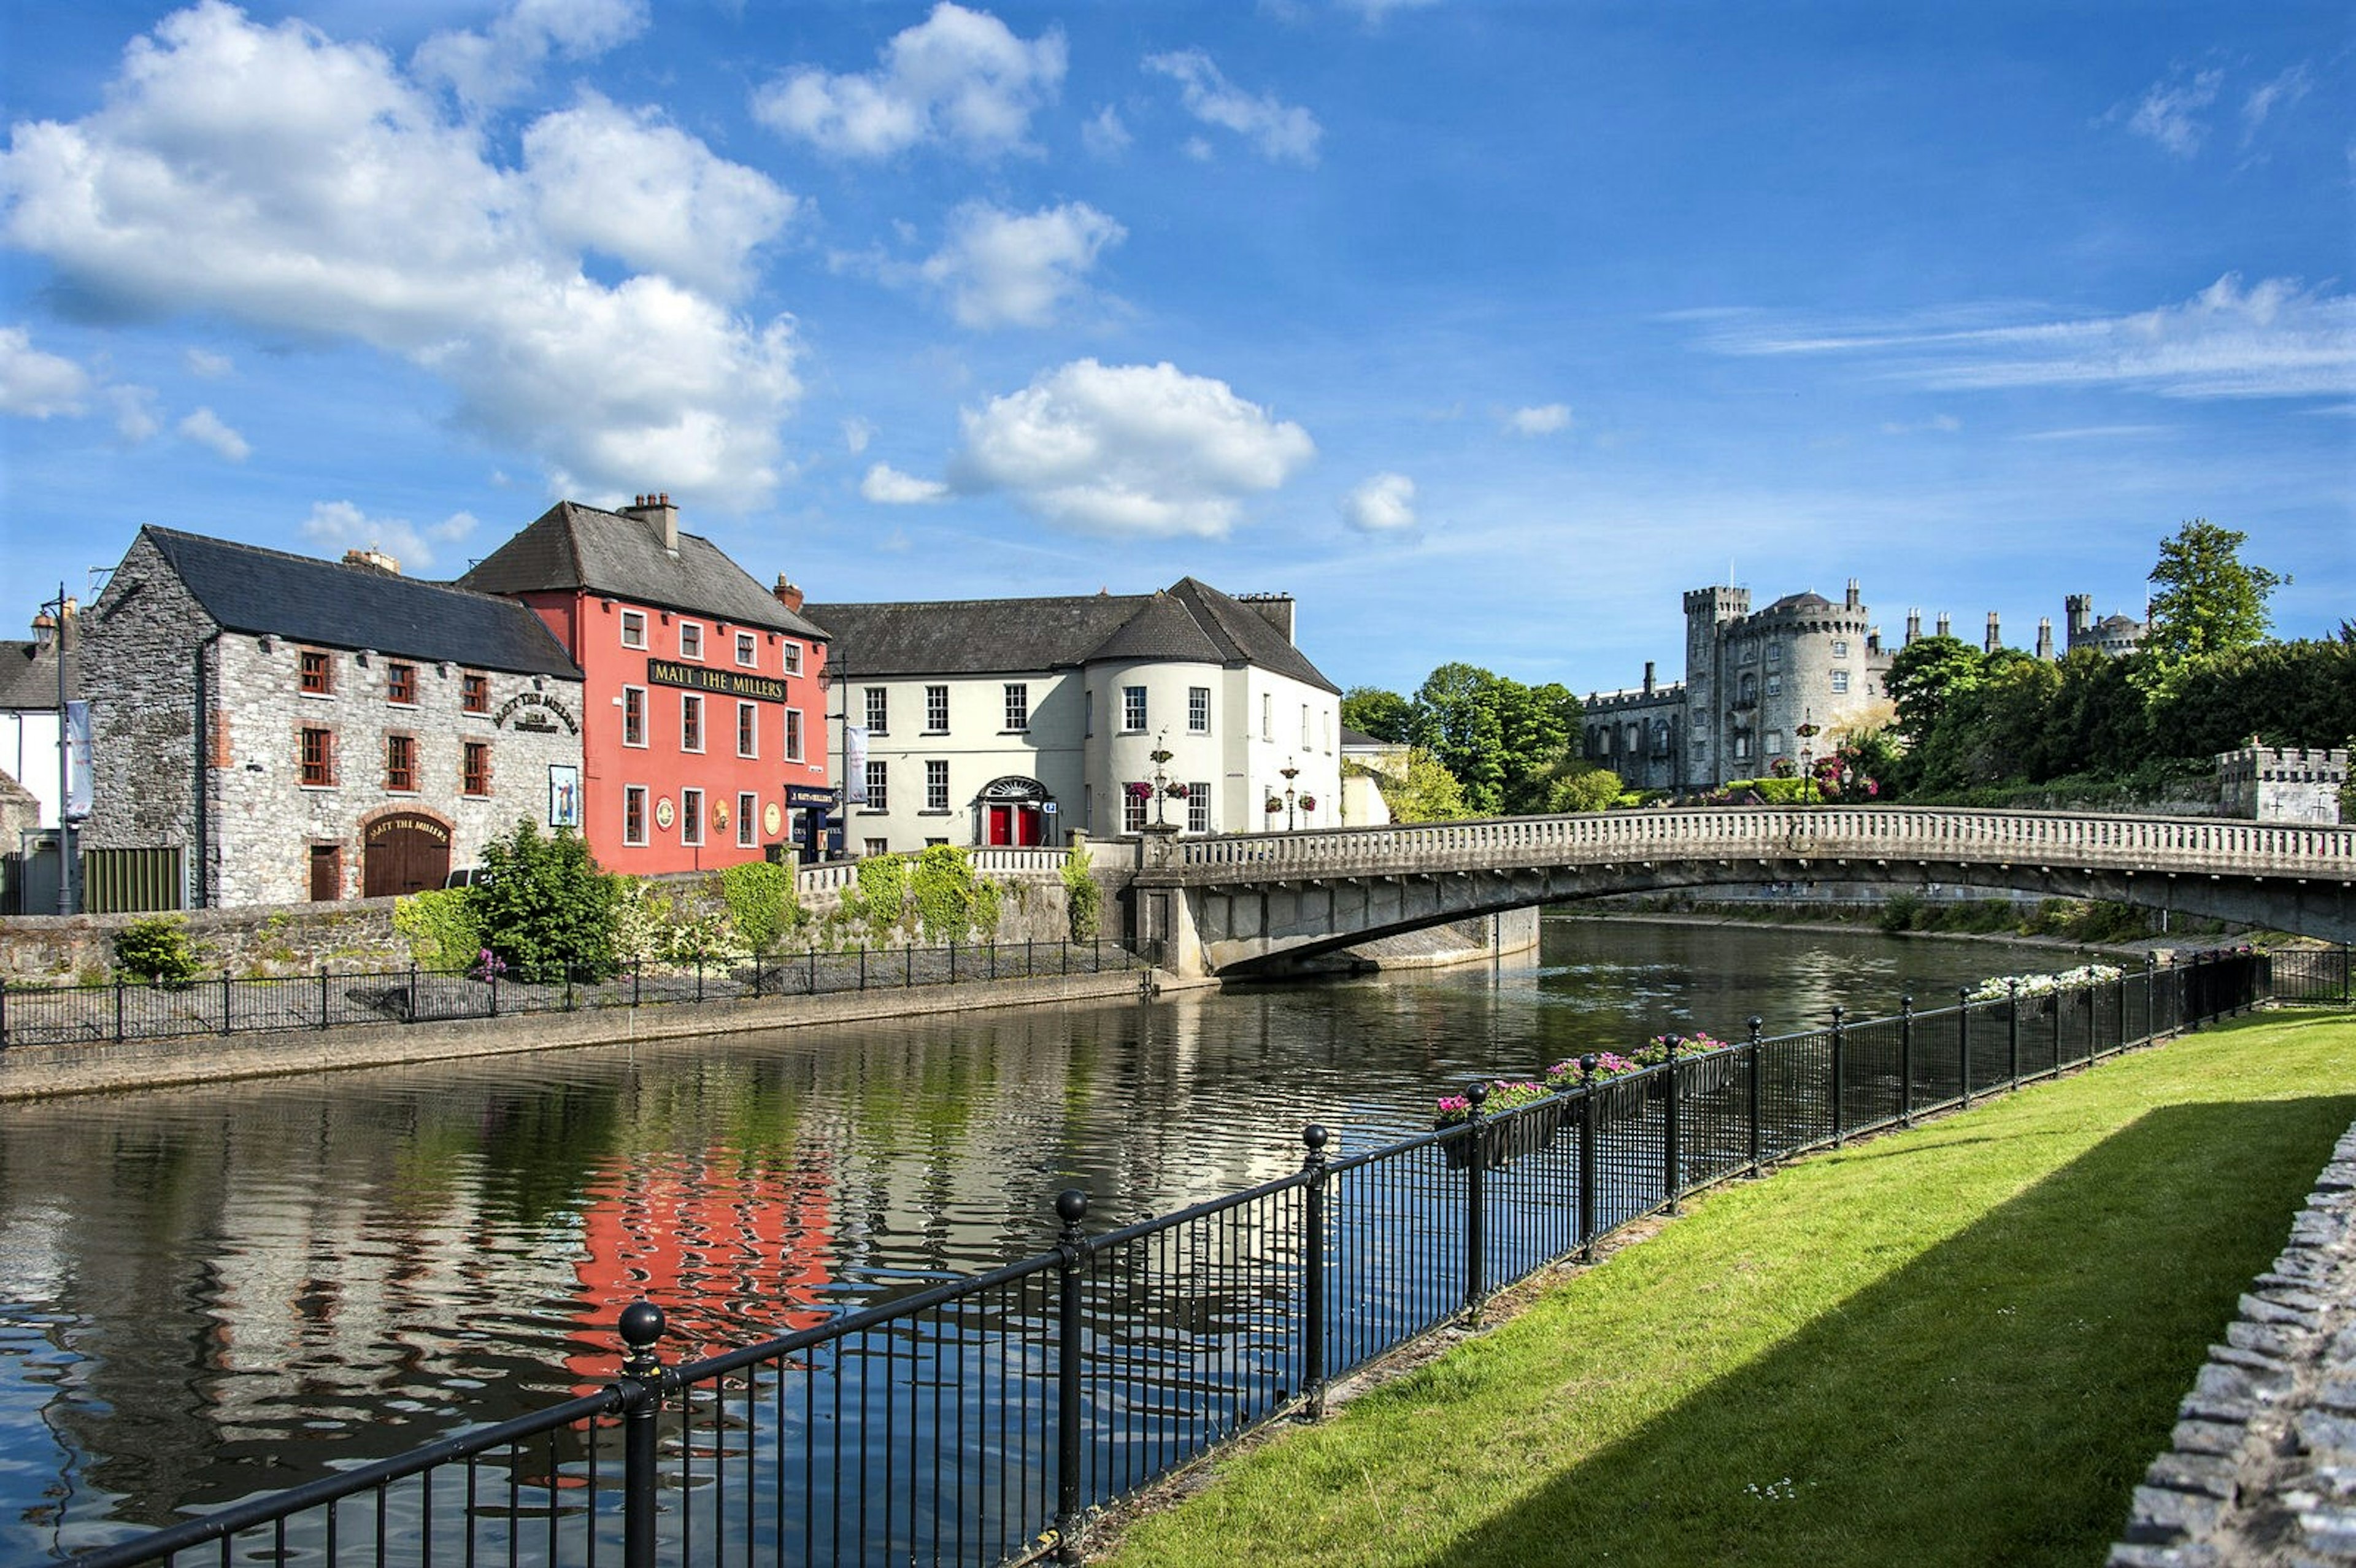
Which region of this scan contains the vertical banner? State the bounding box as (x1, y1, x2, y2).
(548, 764, 580, 828)
(844, 724, 869, 803)
(64, 700, 93, 819)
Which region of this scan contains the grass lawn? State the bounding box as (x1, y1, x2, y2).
(1098, 1010, 2356, 1568)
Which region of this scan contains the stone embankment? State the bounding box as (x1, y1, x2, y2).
(2111, 1118, 2356, 1566)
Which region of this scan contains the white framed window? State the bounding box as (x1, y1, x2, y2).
(680, 693, 704, 753)
(784, 707, 804, 761)
(681, 786, 704, 845)
(1188, 686, 1210, 732)
(623, 685, 647, 748)
(1123, 685, 1147, 732)
(1261, 693, 1272, 740)
(925, 684, 948, 733)
(620, 610, 647, 649)
(737, 791, 756, 848)
(1187, 783, 1209, 834)
(864, 837, 889, 858)
(735, 631, 758, 667)
(680, 621, 705, 661)
(1765, 730, 1784, 757)
(623, 785, 649, 845)
(1004, 683, 1029, 731)
(1766, 674, 1782, 697)
(1301, 704, 1311, 747)
(1831, 639, 1850, 658)
(865, 687, 888, 734)
(1766, 642, 1783, 666)
(925, 759, 949, 812)
(1733, 735, 1752, 761)
(737, 701, 758, 758)
(864, 760, 888, 812)
(1831, 669, 1851, 694)
(782, 640, 802, 676)
(1123, 784, 1148, 833)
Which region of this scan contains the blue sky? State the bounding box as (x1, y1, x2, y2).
(2, 1, 2350, 702)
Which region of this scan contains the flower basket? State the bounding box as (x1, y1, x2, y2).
(1439, 1102, 1560, 1170)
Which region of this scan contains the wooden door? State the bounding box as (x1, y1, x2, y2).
(363, 814, 450, 897)
(309, 844, 342, 902)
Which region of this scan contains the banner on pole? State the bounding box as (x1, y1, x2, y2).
(64, 700, 92, 820)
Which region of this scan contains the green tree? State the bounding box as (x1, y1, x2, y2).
(1407, 664, 1574, 815)
(1546, 763, 1623, 813)
(2144, 519, 2287, 675)
(1340, 685, 1414, 744)
(473, 819, 620, 982)
(1376, 747, 1471, 822)
(1883, 635, 1985, 746)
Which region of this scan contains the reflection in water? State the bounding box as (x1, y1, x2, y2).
(0, 916, 2062, 1559)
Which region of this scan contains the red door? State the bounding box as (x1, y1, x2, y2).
(1015, 807, 1041, 846)
(987, 805, 1012, 846)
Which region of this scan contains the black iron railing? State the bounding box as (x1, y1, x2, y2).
(63, 948, 2269, 1568)
(0, 939, 1138, 1051)
(2266, 944, 2354, 1007)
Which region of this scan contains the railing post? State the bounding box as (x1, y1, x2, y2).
(1579, 1057, 1599, 1257)
(906, 943, 914, 989)
(2343, 942, 2350, 1010)
(807, 947, 817, 995)
(618, 1301, 668, 1568)
(2006, 980, 2021, 1090)
(1898, 996, 1914, 1128)
(566, 963, 575, 1013)
(488, 961, 499, 1018)
(1463, 1080, 1488, 1320)
(2145, 951, 2158, 1042)
(949, 939, 957, 985)
(0, 977, 9, 1049)
(220, 969, 233, 1035)
(318, 966, 329, 1031)
(1958, 987, 1972, 1109)
(1746, 1018, 1763, 1175)
(695, 953, 703, 1005)
(631, 959, 641, 1009)
(409, 961, 418, 1023)
(1301, 1125, 1330, 1419)
(1828, 1009, 1844, 1148)
(858, 946, 868, 992)
(1052, 1188, 1090, 1565)
(115, 975, 126, 1043)
(1663, 1035, 1684, 1213)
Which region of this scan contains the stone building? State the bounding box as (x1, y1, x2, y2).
(801, 580, 1343, 853)
(2217, 745, 2348, 826)
(2063, 594, 2146, 656)
(82, 527, 584, 908)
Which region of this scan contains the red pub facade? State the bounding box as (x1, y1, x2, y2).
(461, 496, 831, 875)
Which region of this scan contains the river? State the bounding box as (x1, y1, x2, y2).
(0, 915, 2071, 1560)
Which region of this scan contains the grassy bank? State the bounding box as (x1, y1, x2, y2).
(1099, 1010, 2356, 1568)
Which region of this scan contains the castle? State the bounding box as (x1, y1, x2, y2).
(1583, 584, 2146, 793)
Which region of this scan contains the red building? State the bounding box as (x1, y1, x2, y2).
(461, 496, 831, 874)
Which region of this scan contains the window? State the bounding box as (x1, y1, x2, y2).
(1261, 693, 1272, 740)
(1738, 673, 1757, 703)
(462, 741, 490, 796)
(624, 785, 647, 845)
(1301, 704, 1311, 747)
(1831, 640, 1850, 658)
(784, 707, 803, 761)
(925, 759, 949, 812)
(1123, 784, 1148, 834)
(1765, 674, 1782, 697)
(1004, 682, 1029, 731)
(1765, 730, 1784, 758)
(623, 686, 647, 747)
(1122, 685, 1147, 732)
(680, 693, 703, 753)
(1766, 642, 1783, 666)
(737, 792, 756, 848)
(1831, 669, 1851, 694)
(620, 610, 647, 648)
(300, 649, 333, 694)
(681, 787, 703, 845)
(864, 760, 888, 812)
(1733, 734, 1753, 761)
(1741, 642, 1758, 664)
(1188, 686, 1210, 732)
(737, 701, 758, 758)
(781, 640, 802, 676)
(925, 685, 949, 733)
(1085, 690, 1093, 737)
(385, 734, 416, 793)
(865, 687, 888, 734)
(864, 838, 889, 858)
(680, 622, 704, 661)
(1187, 783, 1209, 835)
(461, 672, 489, 713)
(387, 662, 416, 705)
(736, 631, 758, 667)
(300, 726, 335, 786)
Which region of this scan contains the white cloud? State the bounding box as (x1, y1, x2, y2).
(415, 0, 648, 113)
(950, 358, 1314, 537)
(1082, 105, 1131, 159)
(861, 461, 950, 503)
(2242, 64, 2312, 140)
(0, 2, 802, 507)
(1342, 471, 1417, 532)
(109, 384, 161, 443)
(1505, 402, 1571, 436)
(1701, 275, 2356, 401)
(0, 326, 90, 416)
(2125, 69, 2222, 158)
(920, 201, 1124, 328)
(177, 405, 249, 460)
(751, 3, 1066, 160)
(842, 417, 875, 454)
(1878, 413, 1961, 435)
(1338, 0, 1441, 19)
(523, 93, 799, 299)
(183, 346, 232, 379)
(1143, 50, 1322, 166)
(301, 499, 479, 570)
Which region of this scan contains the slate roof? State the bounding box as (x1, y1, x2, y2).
(0, 639, 77, 711)
(130, 528, 580, 680)
(802, 577, 1338, 694)
(458, 501, 828, 640)
(1763, 591, 1838, 614)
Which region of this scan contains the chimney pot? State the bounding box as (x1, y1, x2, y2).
(773, 575, 804, 613)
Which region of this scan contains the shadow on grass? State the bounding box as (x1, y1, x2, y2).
(1413, 1095, 2356, 1568)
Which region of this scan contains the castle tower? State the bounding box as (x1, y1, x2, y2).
(2036, 618, 2054, 661)
(1984, 611, 2001, 654)
(2066, 593, 2093, 645)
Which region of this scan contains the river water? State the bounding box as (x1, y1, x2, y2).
(0, 916, 2064, 1560)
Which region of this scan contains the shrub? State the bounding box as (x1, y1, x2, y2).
(845, 853, 912, 945)
(1061, 842, 1103, 942)
(910, 845, 1000, 942)
(717, 860, 798, 953)
(474, 818, 620, 983)
(392, 887, 483, 970)
(114, 915, 201, 987)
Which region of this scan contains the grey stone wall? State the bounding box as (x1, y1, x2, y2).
(82, 534, 211, 873)
(0, 901, 407, 982)
(2219, 746, 2349, 828)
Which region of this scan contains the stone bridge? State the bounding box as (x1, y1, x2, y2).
(1108, 807, 2356, 977)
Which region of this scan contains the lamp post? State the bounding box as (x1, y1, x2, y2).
(1796, 714, 1820, 807)
(39, 583, 73, 914)
(1280, 757, 1299, 831)
(1149, 732, 1174, 827)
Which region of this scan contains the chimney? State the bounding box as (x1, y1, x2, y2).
(773, 575, 804, 614)
(1904, 608, 1922, 645)
(1867, 628, 1882, 655)
(1984, 611, 2001, 654)
(1642, 660, 1655, 696)
(623, 490, 680, 555)
(1844, 578, 1860, 612)
(1935, 612, 1951, 640)
(1236, 591, 1295, 643)
(342, 545, 400, 575)
(2036, 618, 2054, 661)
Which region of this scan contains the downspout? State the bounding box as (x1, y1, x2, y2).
(194, 629, 221, 909)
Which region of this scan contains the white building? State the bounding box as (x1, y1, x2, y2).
(1, 604, 77, 829)
(802, 580, 1344, 853)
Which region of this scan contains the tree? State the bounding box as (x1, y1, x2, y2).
(1340, 685, 1414, 744)
(1407, 663, 1576, 815)
(2144, 519, 2287, 673)
(1546, 764, 1623, 813)
(474, 818, 620, 982)
(1375, 747, 1471, 822)
(1882, 636, 1985, 745)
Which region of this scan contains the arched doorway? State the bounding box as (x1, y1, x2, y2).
(979, 776, 1050, 847)
(362, 810, 452, 897)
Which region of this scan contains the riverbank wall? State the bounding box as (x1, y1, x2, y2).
(0, 967, 1152, 1102)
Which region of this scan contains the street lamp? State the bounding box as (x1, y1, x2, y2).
(1796, 713, 1821, 807)
(1149, 732, 1175, 827)
(39, 582, 74, 914)
(1280, 756, 1300, 831)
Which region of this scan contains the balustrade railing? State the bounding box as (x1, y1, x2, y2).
(66, 949, 2271, 1568)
